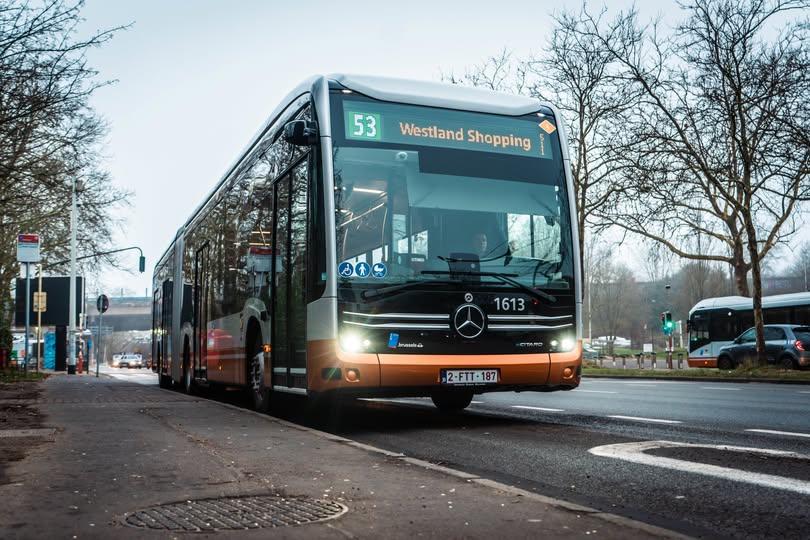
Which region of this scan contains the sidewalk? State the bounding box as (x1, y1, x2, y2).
(0, 376, 683, 539)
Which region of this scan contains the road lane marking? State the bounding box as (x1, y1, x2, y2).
(589, 440, 810, 496)
(701, 387, 740, 391)
(799, 391, 810, 394)
(471, 401, 484, 404)
(577, 390, 617, 394)
(511, 405, 565, 412)
(607, 415, 682, 424)
(745, 429, 810, 439)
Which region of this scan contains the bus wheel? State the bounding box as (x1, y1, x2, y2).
(717, 355, 733, 370)
(781, 355, 797, 370)
(249, 334, 270, 412)
(182, 341, 193, 394)
(431, 390, 474, 412)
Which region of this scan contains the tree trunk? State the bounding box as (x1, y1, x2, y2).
(732, 260, 750, 297)
(743, 218, 767, 367)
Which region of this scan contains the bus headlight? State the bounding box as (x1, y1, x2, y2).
(339, 332, 371, 353)
(550, 337, 576, 352)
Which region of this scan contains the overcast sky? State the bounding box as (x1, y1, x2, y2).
(75, 0, 802, 298)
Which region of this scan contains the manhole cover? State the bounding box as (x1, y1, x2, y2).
(124, 495, 347, 531)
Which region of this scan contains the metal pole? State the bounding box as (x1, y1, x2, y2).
(96, 310, 102, 378)
(24, 262, 30, 374)
(36, 265, 42, 372)
(68, 179, 78, 374)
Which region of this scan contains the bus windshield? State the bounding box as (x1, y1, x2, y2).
(331, 93, 574, 295)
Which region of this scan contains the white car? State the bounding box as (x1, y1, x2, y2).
(111, 353, 123, 367)
(118, 353, 144, 369)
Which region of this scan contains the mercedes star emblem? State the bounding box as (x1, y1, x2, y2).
(453, 303, 486, 339)
(464, 292, 473, 302)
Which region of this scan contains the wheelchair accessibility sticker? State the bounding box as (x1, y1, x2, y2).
(338, 262, 354, 277)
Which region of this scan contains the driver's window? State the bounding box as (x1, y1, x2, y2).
(740, 328, 756, 343)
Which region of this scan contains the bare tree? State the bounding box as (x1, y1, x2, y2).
(641, 239, 675, 284)
(441, 49, 528, 94)
(525, 5, 637, 274)
(786, 240, 810, 291)
(583, 0, 810, 365)
(590, 257, 642, 353)
(0, 1, 129, 343)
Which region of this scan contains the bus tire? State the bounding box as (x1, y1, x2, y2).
(182, 339, 194, 394)
(717, 355, 733, 370)
(780, 355, 797, 370)
(248, 332, 270, 413)
(431, 390, 474, 412)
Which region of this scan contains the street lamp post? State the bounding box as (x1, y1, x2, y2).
(67, 179, 80, 374)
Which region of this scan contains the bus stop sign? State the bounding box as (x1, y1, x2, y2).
(17, 234, 40, 263)
(96, 294, 109, 314)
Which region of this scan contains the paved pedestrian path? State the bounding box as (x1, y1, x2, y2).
(0, 375, 681, 539)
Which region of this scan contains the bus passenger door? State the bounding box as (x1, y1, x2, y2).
(272, 172, 290, 387)
(271, 159, 309, 390)
(194, 243, 210, 380)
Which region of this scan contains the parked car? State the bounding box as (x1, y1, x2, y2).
(717, 324, 810, 370)
(118, 353, 144, 369)
(111, 353, 123, 367)
(583, 345, 600, 360)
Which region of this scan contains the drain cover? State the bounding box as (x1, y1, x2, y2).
(124, 495, 346, 531)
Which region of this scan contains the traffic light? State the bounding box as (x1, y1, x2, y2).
(139, 255, 146, 273)
(661, 311, 674, 335)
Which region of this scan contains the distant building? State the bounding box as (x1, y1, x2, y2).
(85, 296, 150, 332)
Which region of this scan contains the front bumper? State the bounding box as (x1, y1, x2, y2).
(688, 357, 718, 368)
(306, 339, 581, 395)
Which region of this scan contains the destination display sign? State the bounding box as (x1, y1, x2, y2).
(342, 100, 554, 159)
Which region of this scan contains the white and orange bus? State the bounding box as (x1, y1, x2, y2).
(687, 292, 810, 367)
(152, 75, 582, 411)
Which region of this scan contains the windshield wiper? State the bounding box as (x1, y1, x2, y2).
(421, 270, 556, 303)
(438, 247, 512, 266)
(360, 279, 460, 300)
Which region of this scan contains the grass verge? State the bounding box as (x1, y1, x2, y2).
(583, 365, 810, 381)
(0, 369, 48, 383)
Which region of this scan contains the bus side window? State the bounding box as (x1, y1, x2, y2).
(796, 306, 810, 325)
(689, 312, 710, 350)
(709, 309, 735, 341)
(764, 307, 790, 324)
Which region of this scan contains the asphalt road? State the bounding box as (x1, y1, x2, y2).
(110, 368, 810, 539)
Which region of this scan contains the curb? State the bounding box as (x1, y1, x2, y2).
(211, 399, 690, 539)
(583, 373, 810, 385)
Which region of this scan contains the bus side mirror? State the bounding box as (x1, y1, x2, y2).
(283, 120, 318, 146)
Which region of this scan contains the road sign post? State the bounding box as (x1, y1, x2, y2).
(24, 262, 30, 373)
(17, 234, 41, 375)
(34, 272, 46, 373)
(96, 294, 109, 378)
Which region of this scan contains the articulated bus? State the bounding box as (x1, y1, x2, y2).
(152, 74, 582, 412)
(687, 292, 810, 367)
